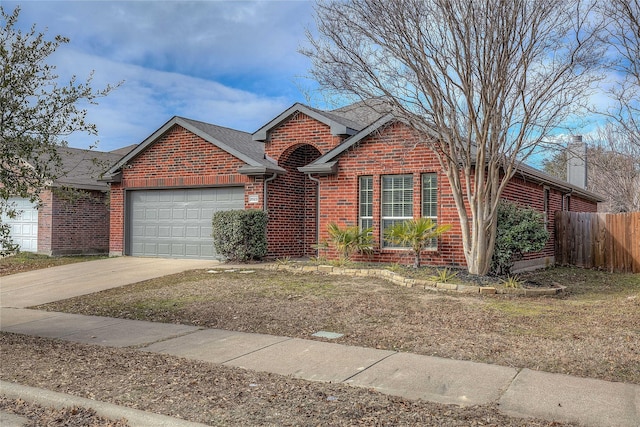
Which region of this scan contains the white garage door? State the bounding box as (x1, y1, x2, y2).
(1, 197, 38, 252)
(128, 187, 244, 259)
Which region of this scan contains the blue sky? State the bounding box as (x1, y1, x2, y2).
(5, 0, 620, 164)
(5, 0, 318, 151)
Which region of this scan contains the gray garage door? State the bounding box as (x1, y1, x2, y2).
(128, 187, 244, 259)
(1, 197, 38, 252)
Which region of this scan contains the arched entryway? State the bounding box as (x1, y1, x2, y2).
(267, 144, 321, 258)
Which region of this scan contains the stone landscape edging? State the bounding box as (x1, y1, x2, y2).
(266, 263, 566, 296)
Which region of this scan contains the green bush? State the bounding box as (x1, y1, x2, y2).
(491, 200, 549, 276)
(384, 218, 451, 268)
(212, 209, 268, 262)
(327, 223, 373, 262)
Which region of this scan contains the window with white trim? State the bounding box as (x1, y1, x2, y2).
(422, 173, 438, 249)
(359, 176, 373, 231)
(381, 175, 413, 247)
(422, 173, 437, 219)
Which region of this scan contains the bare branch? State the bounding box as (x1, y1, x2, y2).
(303, 0, 604, 274)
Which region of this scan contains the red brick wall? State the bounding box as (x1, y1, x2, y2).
(264, 112, 343, 161)
(310, 121, 598, 268)
(263, 112, 334, 258)
(109, 185, 124, 256)
(108, 124, 259, 256)
(315, 122, 466, 266)
(37, 190, 53, 253)
(38, 189, 110, 255)
(502, 175, 598, 265)
(266, 144, 321, 257)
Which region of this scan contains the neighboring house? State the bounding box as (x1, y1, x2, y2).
(103, 102, 603, 270)
(2, 146, 127, 255)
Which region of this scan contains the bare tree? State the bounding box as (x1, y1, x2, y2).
(601, 0, 640, 147)
(587, 132, 640, 212)
(303, 0, 604, 275)
(543, 126, 640, 212)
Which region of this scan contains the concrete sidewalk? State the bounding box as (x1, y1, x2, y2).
(1, 258, 638, 426)
(1, 307, 638, 427)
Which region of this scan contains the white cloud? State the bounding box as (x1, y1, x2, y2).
(56, 50, 291, 151)
(4, 0, 314, 151)
(7, 1, 315, 82)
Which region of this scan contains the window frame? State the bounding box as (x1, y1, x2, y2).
(358, 175, 374, 232)
(421, 173, 439, 250)
(381, 174, 414, 248)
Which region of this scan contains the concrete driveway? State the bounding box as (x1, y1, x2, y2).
(0, 257, 216, 308)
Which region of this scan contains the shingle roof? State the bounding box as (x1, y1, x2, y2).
(52, 147, 123, 191)
(109, 144, 137, 156)
(179, 117, 270, 167)
(328, 98, 390, 129)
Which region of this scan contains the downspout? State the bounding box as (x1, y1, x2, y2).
(263, 173, 278, 212)
(306, 173, 321, 257)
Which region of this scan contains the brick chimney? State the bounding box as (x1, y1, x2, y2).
(566, 135, 587, 189)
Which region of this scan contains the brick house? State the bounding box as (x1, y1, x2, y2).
(104, 102, 603, 270)
(2, 147, 125, 255)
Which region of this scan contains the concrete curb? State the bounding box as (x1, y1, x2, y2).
(0, 381, 210, 427)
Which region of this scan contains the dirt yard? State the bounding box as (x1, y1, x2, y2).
(1, 333, 578, 426)
(35, 266, 640, 385)
(2, 264, 637, 425)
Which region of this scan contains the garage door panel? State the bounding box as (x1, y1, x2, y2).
(185, 244, 200, 256)
(158, 208, 172, 220)
(172, 209, 185, 220)
(200, 225, 213, 236)
(187, 192, 201, 202)
(186, 209, 199, 220)
(157, 226, 171, 237)
(200, 245, 214, 257)
(185, 226, 199, 238)
(158, 193, 173, 202)
(2, 198, 38, 252)
(156, 243, 170, 256)
(128, 187, 244, 259)
(170, 244, 186, 256)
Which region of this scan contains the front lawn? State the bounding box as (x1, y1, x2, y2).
(36, 266, 640, 384)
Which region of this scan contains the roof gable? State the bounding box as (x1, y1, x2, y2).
(299, 114, 394, 175)
(252, 103, 364, 142)
(104, 116, 283, 181)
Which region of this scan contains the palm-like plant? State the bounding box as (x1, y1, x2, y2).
(384, 218, 451, 268)
(327, 223, 373, 262)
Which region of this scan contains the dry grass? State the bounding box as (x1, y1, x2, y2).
(37, 266, 640, 385)
(1, 333, 576, 426)
(0, 253, 106, 276)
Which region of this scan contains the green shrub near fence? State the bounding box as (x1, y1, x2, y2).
(491, 200, 549, 276)
(212, 209, 268, 262)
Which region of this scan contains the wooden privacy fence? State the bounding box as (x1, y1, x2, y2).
(555, 211, 640, 273)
